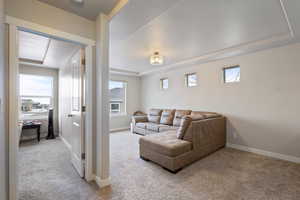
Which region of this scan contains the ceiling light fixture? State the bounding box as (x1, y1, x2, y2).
(150, 51, 164, 66)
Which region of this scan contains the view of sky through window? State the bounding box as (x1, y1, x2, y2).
(109, 81, 125, 89)
(224, 66, 240, 83)
(186, 73, 197, 87)
(161, 78, 169, 90)
(20, 74, 53, 96)
(20, 74, 54, 114)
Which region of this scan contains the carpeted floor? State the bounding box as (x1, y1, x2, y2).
(19, 139, 100, 200)
(19, 131, 300, 200)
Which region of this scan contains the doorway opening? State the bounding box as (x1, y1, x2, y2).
(18, 29, 87, 199)
(8, 24, 95, 200)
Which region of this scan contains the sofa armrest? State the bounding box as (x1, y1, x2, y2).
(132, 115, 148, 125)
(184, 117, 226, 150)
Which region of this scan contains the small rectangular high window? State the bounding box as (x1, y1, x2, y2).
(224, 66, 240, 83)
(185, 73, 197, 87)
(160, 78, 169, 90)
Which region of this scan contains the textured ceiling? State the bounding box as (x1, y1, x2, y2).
(109, 0, 300, 75)
(38, 0, 119, 20)
(19, 31, 81, 69)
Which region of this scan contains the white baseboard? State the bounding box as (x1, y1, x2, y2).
(227, 143, 300, 164)
(94, 176, 111, 188)
(60, 136, 71, 151)
(110, 127, 130, 133)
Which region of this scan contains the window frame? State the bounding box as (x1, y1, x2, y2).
(109, 80, 127, 116)
(185, 72, 198, 87)
(110, 102, 121, 113)
(223, 65, 241, 84)
(20, 74, 54, 115)
(160, 78, 169, 90)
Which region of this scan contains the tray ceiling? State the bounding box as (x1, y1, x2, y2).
(19, 31, 81, 69)
(110, 0, 300, 75)
(38, 0, 120, 20)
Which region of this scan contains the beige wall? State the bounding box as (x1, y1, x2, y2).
(0, 0, 8, 199)
(19, 64, 59, 135)
(141, 43, 300, 158)
(110, 74, 141, 131)
(5, 0, 95, 40)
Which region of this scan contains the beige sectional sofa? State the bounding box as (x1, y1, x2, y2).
(132, 109, 226, 173)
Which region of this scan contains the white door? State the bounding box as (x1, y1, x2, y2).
(70, 49, 85, 177)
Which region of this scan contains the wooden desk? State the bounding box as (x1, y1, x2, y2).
(22, 122, 42, 142)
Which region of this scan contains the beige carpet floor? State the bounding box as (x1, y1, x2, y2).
(19, 131, 300, 200)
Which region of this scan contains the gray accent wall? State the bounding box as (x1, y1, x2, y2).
(141, 43, 300, 158)
(0, 0, 8, 199)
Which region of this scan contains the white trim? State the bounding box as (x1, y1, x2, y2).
(94, 176, 111, 188)
(84, 45, 94, 182)
(227, 143, 300, 164)
(19, 61, 59, 69)
(279, 0, 294, 37)
(110, 127, 130, 133)
(60, 136, 71, 151)
(5, 16, 95, 46)
(110, 68, 139, 77)
(8, 24, 19, 200)
(108, 0, 129, 20)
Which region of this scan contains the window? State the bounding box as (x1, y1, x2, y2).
(20, 74, 53, 114)
(109, 80, 127, 114)
(224, 65, 240, 83)
(160, 78, 169, 90)
(110, 103, 121, 113)
(185, 73, 197, 87)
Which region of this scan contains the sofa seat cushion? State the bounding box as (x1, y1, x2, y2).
(159, 125, 179, 132)
(139, 131, 192, 157)
(146, 123, 168, 132)
(136, 122, 147, 129)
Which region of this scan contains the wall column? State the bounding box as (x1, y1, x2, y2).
(95, 13, 110, 187)
(0, 0, 8, 199)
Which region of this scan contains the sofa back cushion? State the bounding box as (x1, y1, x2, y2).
(190, 111, 220, 120)
(160, 109, 176, 125)
(173, 110, 192, 126)
(190, 111, 205, 121)
(176, 116, 192, 139)
(148, 109, 162, 123)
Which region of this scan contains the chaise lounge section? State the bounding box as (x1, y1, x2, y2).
(133, 109, 226, 172)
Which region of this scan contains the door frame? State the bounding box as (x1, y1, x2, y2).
(6, 16, 96, 200)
